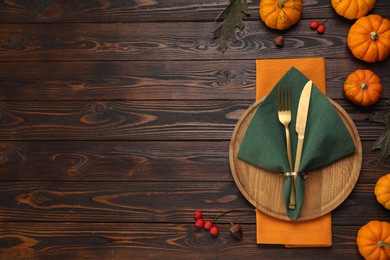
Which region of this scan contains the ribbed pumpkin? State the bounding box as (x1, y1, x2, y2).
(347, 14, 390, 63)
(344, 69, 382, 106)
(375, 173, 390, 210)
(259, 0, 303, 30)
(331, 0, 376, 20)
(357, 221, 390, 260)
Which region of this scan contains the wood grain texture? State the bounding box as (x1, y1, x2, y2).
(0, 141, 231, 181)
(0, 100, 387, 141)
(0, 59, 388, 101)
(0, 182, 387, 225)
(0, 0, 388, 22)
(0, 0, 389, 258)
(0, 20, 378, 61)
(0, 223, 364, 260)
(0, 140, 387, 182)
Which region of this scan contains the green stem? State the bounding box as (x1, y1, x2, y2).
(378, 240, 390, 248)
(277, 0, 288, 8)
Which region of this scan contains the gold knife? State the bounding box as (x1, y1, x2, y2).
(290, 80, 312, 208)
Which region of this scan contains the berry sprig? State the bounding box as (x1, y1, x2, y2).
(310, 19, 327, 34)
(193, 210, 220, 237)
(192, 209, 252, 239)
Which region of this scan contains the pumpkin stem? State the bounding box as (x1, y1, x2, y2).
(370, 31, 379, 41)
(360, 83, 369, 90)
(277, 0, 288, 8)
(378, 240, 390, 248)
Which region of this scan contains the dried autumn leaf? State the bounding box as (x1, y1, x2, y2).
(213, 0, 250, 52)
(369, 100, 390, 166)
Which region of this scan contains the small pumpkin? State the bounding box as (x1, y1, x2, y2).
(260, 0, 303, 30)
(347, 14, 390, 63)
(344, 69, 382, 106)
(331, 0, 376, 20)
(375, 173, 390, 210)
(357, 220, 390, 260)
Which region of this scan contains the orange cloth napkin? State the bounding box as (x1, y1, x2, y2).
(255, 57, 332, 247)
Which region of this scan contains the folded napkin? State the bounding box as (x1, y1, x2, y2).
(238, 65, 356, 220)
(253, 58, 333, 247)
(256, 211, 332, 247)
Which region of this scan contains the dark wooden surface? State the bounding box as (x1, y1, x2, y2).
(0, 0, 389, 259)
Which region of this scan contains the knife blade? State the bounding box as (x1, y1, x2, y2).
(294, 80, 312, 173)
(289, 80, 312, 209)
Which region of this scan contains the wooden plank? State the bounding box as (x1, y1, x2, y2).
(0, 141, 231, 181)
(0, 223, 364, 260)
(0, 0, 388, 23)
(0, 181, 387, 224)
(0, 100, 386, 141)
(0, 141, 386, 182)
(0, 59, 388, 101)
(0, 20, 371, 61)
(0, 100, 247, 141)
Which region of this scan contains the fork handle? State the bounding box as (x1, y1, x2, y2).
(284, 126, 296, 209)
(285, 127, 293, 172)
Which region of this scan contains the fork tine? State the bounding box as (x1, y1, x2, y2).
(279, 85, 288, 111)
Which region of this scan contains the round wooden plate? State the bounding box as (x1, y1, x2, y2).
(229, 98, 362, 221)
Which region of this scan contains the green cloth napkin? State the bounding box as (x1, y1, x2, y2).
(237, 67, 356, 220)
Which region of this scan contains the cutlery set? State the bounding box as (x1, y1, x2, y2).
(278, 80, 313, 209)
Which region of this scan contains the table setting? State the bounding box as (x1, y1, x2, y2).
(230, 57, 362, 246)
(213, 0, 389, 253)
(0, 0, 389, 259)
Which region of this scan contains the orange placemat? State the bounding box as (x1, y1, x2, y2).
(256, 57, 332, 247)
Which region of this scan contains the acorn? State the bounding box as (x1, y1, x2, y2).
(229, 223, 243, 240)
(274, 35, 284, 47)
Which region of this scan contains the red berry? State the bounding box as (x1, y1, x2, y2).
(210, 226, 219, 237)
(195, 218, 204, 228)
(193, 210, 202, 219)
(204, 220, 213, 230)
(317, 24, 325, 34)
(310, 20, 319, 30)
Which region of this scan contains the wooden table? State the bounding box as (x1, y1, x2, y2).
(0, 1, 389, 259)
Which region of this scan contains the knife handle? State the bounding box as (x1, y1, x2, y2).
(289, 135, 304, 209)
(294, 135, 304, 173)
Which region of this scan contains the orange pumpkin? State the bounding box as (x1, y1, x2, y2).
(260, 0, 303, 30)
(344, 69, 382, 106)
(347, 14, 390, 63)
(357, 220, 390, 260)
(375, 173, 390, 210)
(331, 0, 376, 20)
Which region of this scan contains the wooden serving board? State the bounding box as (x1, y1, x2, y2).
(229, 98, 362, 221)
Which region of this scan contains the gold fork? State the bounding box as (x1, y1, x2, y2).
(277, 85, 296, 209)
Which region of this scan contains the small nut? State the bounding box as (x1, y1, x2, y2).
(274, 35, 284, 47)
(230, 223, 243, 240)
